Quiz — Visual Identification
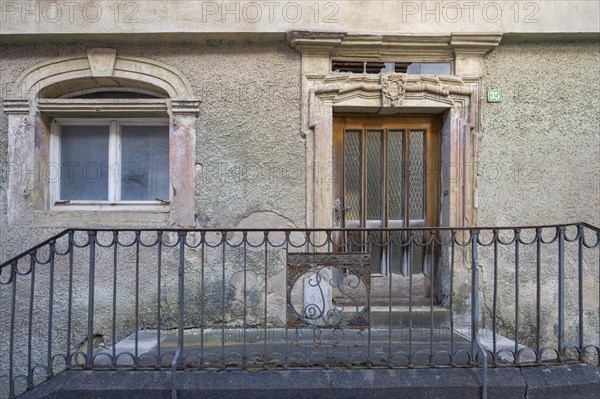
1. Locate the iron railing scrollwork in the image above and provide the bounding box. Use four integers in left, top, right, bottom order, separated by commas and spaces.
0, 223, 598, 399
286, 252, 370, 350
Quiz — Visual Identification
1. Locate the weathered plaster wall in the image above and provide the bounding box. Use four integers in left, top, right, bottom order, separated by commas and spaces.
1, 38, 598, 390
0, 39, 305, 262
478, 39, 600, 349
0, 45, 66, 261
479, 39, 600, 227
0, 40, 303, 392
186, 40, 304, 228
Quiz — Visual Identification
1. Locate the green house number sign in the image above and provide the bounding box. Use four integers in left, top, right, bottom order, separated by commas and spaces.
487, 88, 503, 103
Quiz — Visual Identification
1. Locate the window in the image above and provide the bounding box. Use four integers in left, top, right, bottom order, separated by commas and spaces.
332, 61, 452, 75
4, 49, 199, 226
50, 119, 170, 205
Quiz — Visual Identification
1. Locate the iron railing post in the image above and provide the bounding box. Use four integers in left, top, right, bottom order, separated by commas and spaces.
597, 228, 600, 366
8, 262, 17, 399
47, 240, 56, 377
112, 231, 118, 368
449, 230, 456, 360
471, 230, 478, 361
514, 229, 520, 364
134, 231, 141, 366
577, 224, 584, 360
156, 231, 163, 365
557, 226, 565, 360
408, 230, 414, 367
535, 227, 542, 362
85, 231, 97, 369
26, 252, 36, 387
171, 231, 187, 399
221, 231, 227, 368
263, 231, 269, 368
492, 229, 499, 363
200, 231, 206, 368
242, 231, 248, 369
66, 231, 74, 369
471, 229, 488, 399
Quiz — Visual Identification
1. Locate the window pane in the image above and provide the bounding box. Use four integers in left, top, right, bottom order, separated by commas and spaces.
121, 125, 169, 201
407, 62, 452, 75
408, 130, 424, 221
420, 62, 452, 75
387, 130, 404, 220
332, 61, 452, 75
366, 130, 382, 221
60, 125, 109, 201
406, 63, 422, 74
344, 130, 361, 222
70, 91, 161, 99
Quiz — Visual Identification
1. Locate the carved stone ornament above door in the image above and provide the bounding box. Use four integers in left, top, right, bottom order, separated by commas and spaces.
381, 74, 407, 107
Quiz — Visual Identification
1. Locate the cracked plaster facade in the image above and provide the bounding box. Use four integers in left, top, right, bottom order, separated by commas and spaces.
0, 1, 598, 386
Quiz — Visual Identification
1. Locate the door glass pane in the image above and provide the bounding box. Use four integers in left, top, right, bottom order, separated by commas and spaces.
387, 130, 404, 220
366, 130, 382, 221
121, 125, 170, 201
408, 130, 424, 221
339, 121, 432, 278
60, 125, 109, 201
344, 130, 361, 222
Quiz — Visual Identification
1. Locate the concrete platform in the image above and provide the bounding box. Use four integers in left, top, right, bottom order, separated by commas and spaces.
92, 326, 474, 368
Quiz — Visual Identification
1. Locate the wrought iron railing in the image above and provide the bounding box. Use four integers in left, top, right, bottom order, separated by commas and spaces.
0, 224, 598, 399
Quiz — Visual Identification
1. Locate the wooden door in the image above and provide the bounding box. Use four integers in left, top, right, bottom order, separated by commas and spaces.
333, 114, 441, 304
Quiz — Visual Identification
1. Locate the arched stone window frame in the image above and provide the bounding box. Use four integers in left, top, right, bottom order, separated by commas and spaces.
2, 48, 200, 227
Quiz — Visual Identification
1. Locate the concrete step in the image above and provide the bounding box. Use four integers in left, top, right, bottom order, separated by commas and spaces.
338, 305, 451, 328
18, 364, 600, 399
369, 305, 451, 328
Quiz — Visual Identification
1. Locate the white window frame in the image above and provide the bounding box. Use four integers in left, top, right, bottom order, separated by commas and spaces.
49, 117, 171, 211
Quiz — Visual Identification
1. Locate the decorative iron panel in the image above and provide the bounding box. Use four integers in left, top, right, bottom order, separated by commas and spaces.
286, 252, 370, 329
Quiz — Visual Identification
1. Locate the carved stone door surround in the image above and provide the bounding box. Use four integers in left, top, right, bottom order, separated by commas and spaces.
286, 31, 502, 230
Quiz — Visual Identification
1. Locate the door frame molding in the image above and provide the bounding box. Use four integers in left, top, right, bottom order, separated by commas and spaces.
287, 31, 502, 231
305, 73, 478, 231
287, 30, 501, 306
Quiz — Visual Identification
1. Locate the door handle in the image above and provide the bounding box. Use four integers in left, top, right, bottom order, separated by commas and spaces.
333, 198, 351, 228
